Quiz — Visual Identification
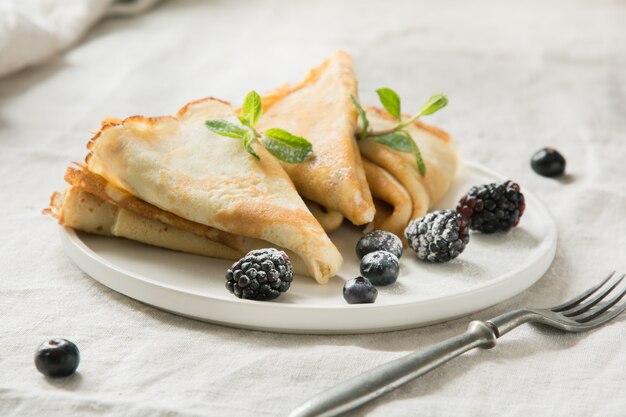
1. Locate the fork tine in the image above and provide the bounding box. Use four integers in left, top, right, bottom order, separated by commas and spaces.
562, 274, 625, 317
572, 300, 626, 329
574, 286, 626, 323
551, 271, 615, 312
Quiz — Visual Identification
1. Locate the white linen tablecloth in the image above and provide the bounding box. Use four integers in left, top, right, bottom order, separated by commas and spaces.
1, 1, 625, 416
0, 0, 161, 78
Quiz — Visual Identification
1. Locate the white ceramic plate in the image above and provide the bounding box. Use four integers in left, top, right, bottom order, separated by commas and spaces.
60, 161, 557, 334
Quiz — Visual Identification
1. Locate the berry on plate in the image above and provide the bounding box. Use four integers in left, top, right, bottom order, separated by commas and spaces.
356, 230, 403, 259
405, 210, 470, 263
226, 248, 293, 301
360, 250, 400, 286
34, 338, 80, 378
456, 180, 525, 233
343, 277, 378, 304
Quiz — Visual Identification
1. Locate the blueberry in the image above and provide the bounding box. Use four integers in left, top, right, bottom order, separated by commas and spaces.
356, 230, 403, 259
343, 277, 378, 304
360, 250, 400, 286
34, 338, 80, 378
531, 148, 566, 177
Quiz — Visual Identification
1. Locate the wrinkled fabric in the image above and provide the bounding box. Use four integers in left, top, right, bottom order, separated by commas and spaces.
0, 0, 161, 77
1, 0, 625, 416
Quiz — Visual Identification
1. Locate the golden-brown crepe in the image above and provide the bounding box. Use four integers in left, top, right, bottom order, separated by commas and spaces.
78, 97, 342, 283
304, 200, 344, 234
358, 106, 458, 223
256, 51, 375, 226
50, 187, 243, 260
64, 166, 245, 252
61, 166, 318, 274
48, 187, 312, 276
362, 158, 413, 240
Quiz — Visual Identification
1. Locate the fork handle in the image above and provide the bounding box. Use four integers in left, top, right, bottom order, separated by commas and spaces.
288, 321, 498, 417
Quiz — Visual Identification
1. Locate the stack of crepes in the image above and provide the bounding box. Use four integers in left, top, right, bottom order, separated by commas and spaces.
46, 51, 458, 285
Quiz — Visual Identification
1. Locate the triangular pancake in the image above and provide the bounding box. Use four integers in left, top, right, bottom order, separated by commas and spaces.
256, 51, 375, 226
47, 187, 312, 276
359, 106, 458, 221
83, 97, 342, 283
64, 166, 245, 252
60, 167, 315, 276
49, 187, 243, 260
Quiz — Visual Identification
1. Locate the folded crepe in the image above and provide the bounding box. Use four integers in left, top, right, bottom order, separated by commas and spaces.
256, 51, 375, 226
358, 106, 459, 224
50, 97, 342, 284
48, 186, 312, 276
313, 158, 412, 238
304, 200, 344, 234
50, 187, 243, 260
362, 158, 413, 239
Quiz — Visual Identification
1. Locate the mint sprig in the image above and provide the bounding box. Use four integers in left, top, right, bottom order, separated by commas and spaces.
262, 128, 313, 163
369, 131, 413, 152
375, 88, 401, 121
242, 130, 260, 160
241, 90, 263, 127
351, 94, 369, 141
352, 90, 448, 176
205, 120, 249, 139
205, 91, 313, 163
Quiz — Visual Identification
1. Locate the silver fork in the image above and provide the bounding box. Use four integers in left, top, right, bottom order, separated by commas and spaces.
288, 271, 626, 417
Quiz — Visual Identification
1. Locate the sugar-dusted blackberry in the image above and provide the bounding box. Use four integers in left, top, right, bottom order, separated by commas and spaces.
404, 210, 470, 263
457, 180, 525, 233
225, 248, 293, 301
356, 230, 403, 259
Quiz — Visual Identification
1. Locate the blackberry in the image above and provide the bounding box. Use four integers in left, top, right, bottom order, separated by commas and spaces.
457, 180, 525, 233
404, 210, 469, 263
226, 248, 293, 301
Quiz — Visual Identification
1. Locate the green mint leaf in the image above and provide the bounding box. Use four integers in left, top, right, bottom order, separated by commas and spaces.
205, 119, 247, 139
237, 115, 249, 126
368, 130, 425, 175
407, 131, 427, 176
242, 90, 263, 127
418, 93, 448, 117
368, 131, 413, 152
206, 119, 259, 160
350, 94, 369, 140
261, 128, 313, 163
242, 130, 260, 160
376, 87, 402, 121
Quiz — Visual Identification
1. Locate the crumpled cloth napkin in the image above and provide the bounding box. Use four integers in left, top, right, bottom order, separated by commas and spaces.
0, 0, 160, 78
